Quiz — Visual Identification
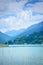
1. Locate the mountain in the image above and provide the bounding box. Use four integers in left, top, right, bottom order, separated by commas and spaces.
20, 21, 43, 36
1, 21, 43, 45
0, 32, 11, 43
14, 31, 43, 44
5, 29, 26, 37
5, 22, 43, 37
13, 21, 43, 44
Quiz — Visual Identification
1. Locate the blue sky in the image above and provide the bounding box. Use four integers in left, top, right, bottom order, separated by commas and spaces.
0, 0, 43, 32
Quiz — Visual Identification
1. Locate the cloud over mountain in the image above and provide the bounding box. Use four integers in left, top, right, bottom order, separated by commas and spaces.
0, 0, 43, 32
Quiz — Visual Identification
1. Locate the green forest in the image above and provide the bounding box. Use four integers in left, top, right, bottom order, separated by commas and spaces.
5, 31, 43, 45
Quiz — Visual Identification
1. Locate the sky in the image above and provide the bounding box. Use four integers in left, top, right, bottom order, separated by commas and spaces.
0, 0, 43, 32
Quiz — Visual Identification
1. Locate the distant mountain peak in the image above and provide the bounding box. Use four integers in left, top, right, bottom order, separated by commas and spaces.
0, 32, 11, 43
0, 31, 2, 33
5, 28, 26, 37
19, 21, 43, 36
39, 21, 43, 24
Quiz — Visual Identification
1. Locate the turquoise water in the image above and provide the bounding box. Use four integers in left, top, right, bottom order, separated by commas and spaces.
0, 45, 43, 65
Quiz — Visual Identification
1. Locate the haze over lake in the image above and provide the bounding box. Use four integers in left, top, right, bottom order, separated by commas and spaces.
0, 45, 43, 65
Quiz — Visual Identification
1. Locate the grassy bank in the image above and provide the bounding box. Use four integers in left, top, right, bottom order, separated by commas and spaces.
0, 44, 8, 47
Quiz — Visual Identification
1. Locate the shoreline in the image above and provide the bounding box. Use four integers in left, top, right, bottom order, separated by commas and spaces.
0, 44, 8, 47
0, 44, 43, 47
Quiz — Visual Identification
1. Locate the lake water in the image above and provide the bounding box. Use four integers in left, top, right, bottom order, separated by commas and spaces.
0, 45, 43, 65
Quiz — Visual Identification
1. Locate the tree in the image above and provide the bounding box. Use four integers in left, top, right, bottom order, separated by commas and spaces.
8, 40, 13, 45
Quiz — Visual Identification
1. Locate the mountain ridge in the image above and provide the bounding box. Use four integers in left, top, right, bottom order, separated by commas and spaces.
20, 21, 43, 36
5, 28, 26, 37
0, 32, 11, 43
0, 21, 43, 44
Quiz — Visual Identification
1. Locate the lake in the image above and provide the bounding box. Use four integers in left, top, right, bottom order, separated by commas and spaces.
0, 45, 43, 65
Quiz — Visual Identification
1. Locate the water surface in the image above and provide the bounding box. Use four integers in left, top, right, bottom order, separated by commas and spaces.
0, 45, 43, 65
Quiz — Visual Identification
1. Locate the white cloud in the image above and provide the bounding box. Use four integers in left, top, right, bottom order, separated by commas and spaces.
0, 10, 43, 32
0, 0, 43, 15
0, 28, 7, 33
0, 10, 31, 32
0, 0, 27, 14
17, 10, 32, 22
32, 2, 43, 13
31, 14, 43, 21
26, 2, 43, 14
0, 0, 43, 33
